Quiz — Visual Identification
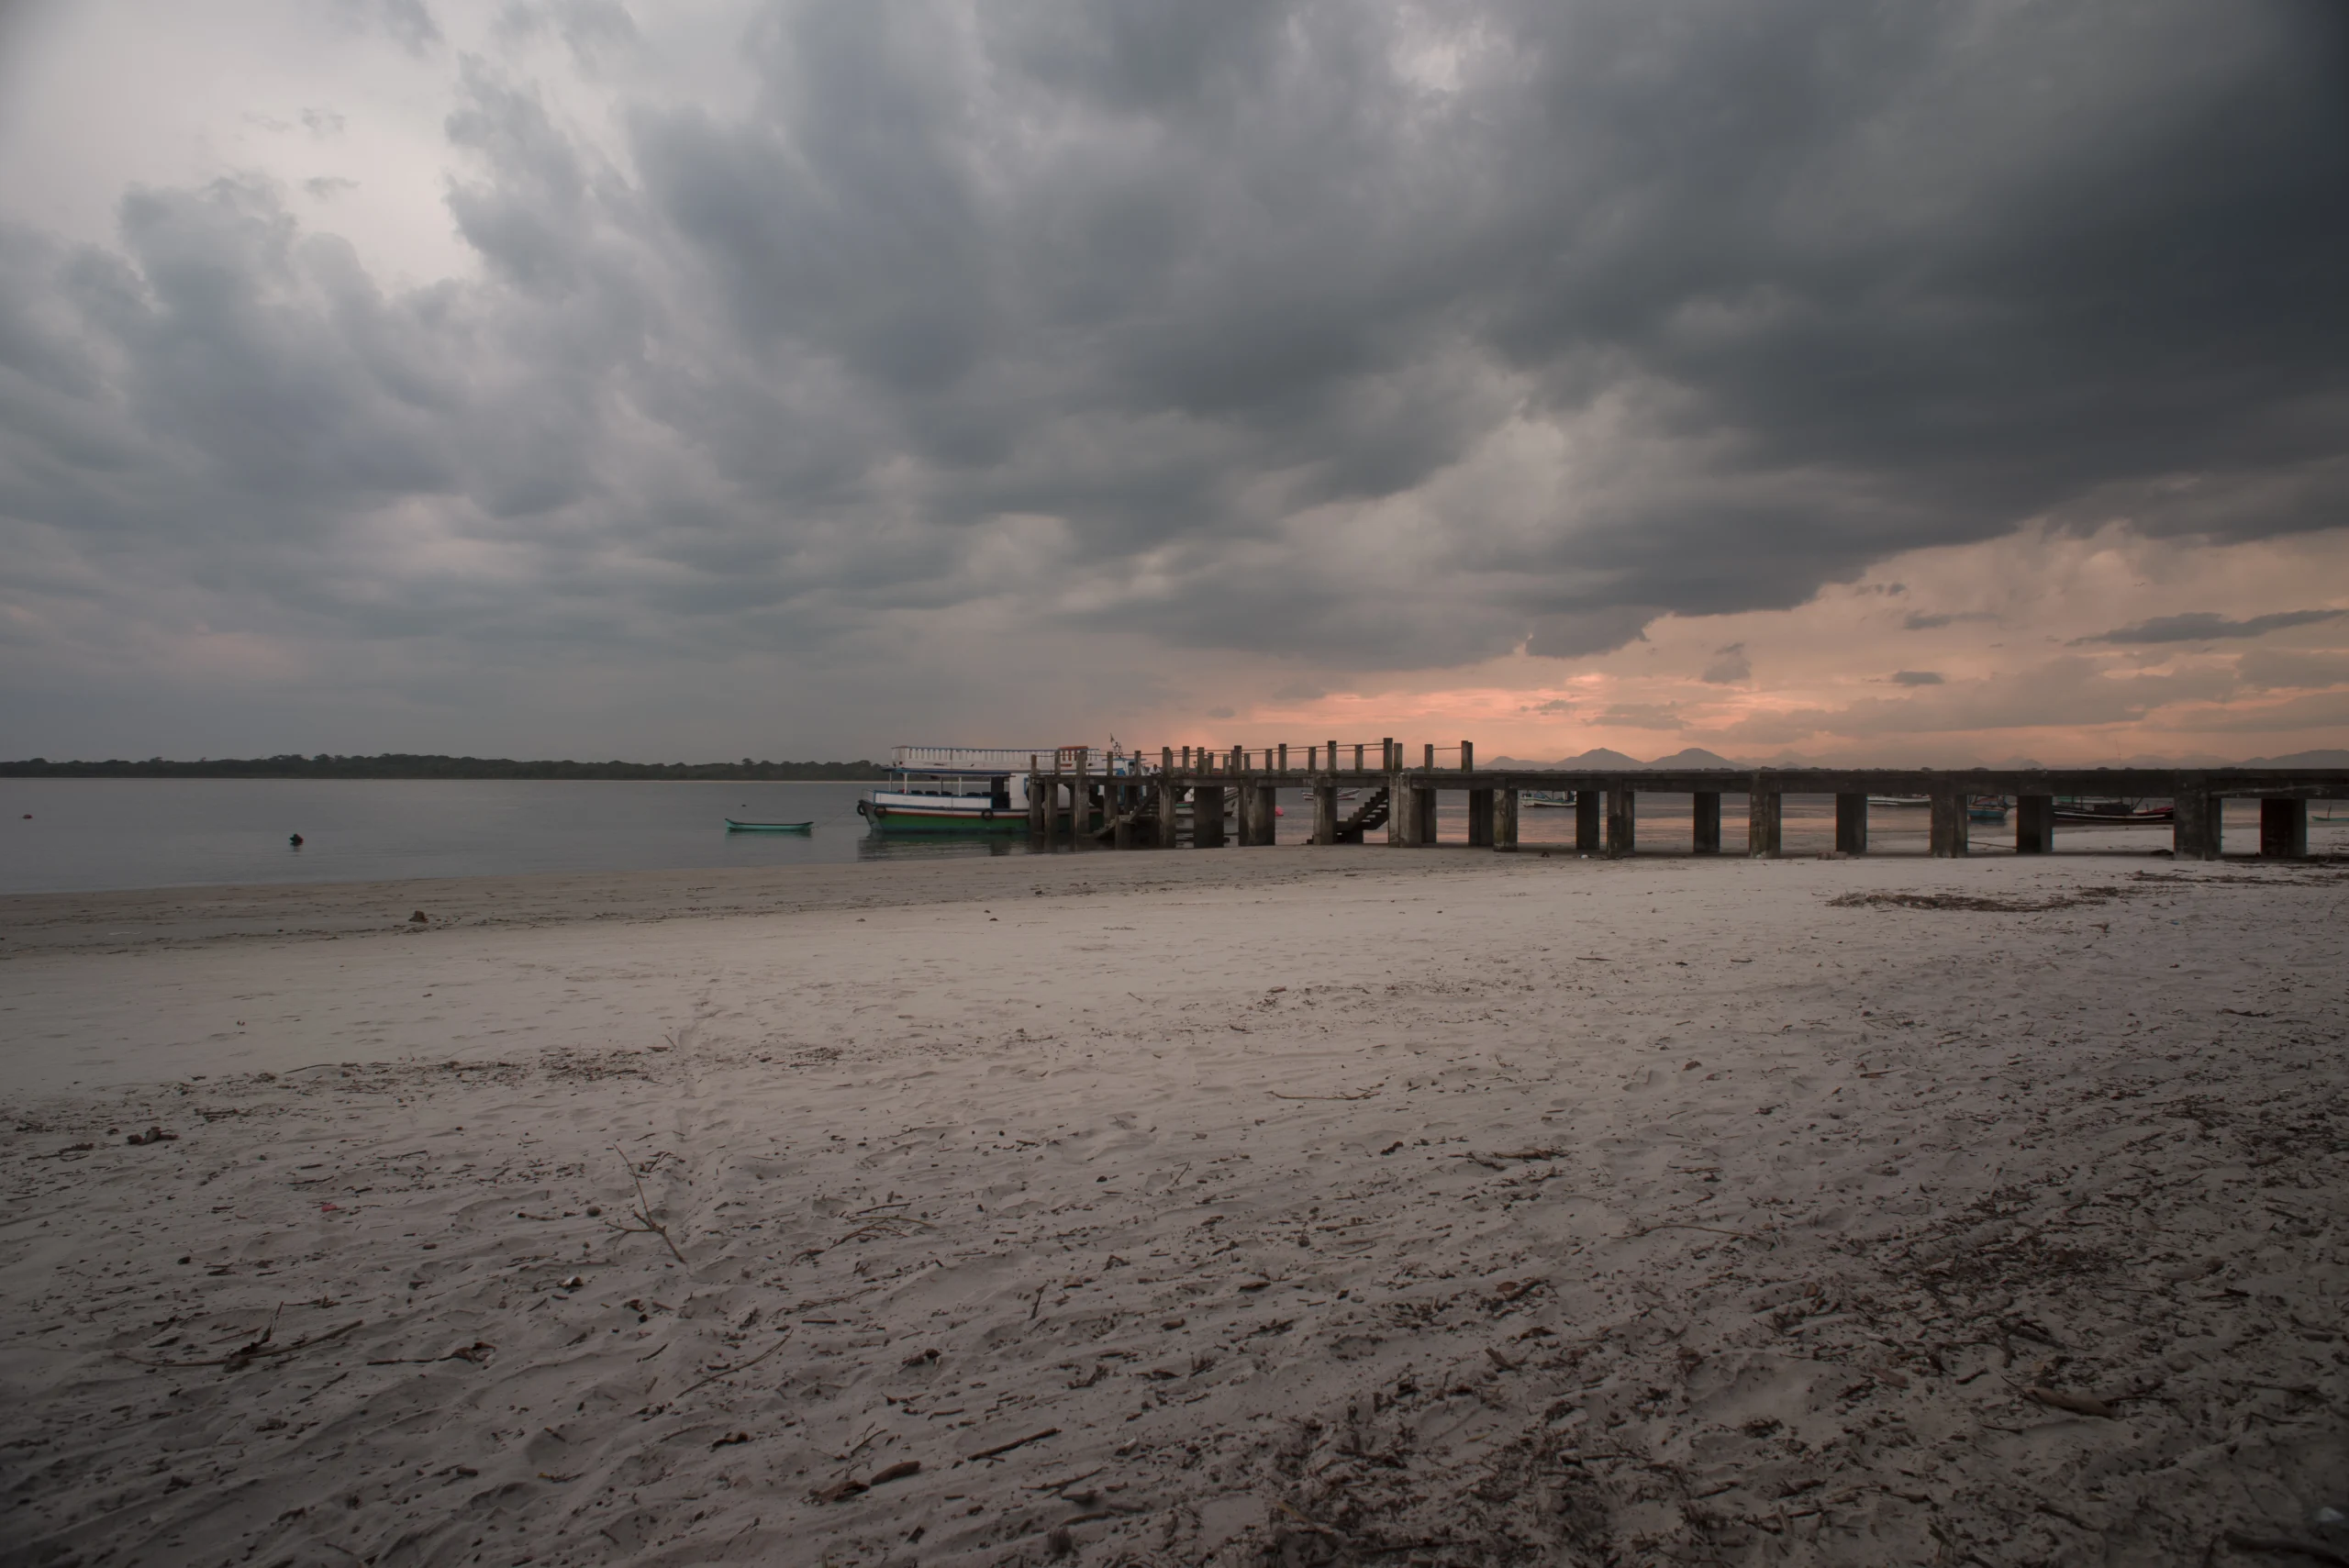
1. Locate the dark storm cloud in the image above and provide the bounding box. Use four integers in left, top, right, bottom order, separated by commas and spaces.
5, 0, 2348, 734
2078, 608, 2346, 645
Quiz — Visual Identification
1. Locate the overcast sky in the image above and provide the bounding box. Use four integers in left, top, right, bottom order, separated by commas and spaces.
3, 0, 2345, 764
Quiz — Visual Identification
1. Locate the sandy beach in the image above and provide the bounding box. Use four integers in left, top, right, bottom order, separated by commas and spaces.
4, 846, 2345, 1565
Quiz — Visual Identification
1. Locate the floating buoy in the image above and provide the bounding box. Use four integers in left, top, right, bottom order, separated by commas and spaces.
289, 832, 304, 847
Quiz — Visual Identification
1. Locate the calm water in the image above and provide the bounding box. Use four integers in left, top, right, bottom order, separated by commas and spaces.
1, 780, 2271, 895
0, 778, 1012, 895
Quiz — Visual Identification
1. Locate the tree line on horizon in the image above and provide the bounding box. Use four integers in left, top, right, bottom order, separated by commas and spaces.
0, 754, 886, 781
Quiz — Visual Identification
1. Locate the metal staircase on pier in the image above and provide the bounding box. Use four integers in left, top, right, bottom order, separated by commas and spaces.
1334, 788, 1389, 843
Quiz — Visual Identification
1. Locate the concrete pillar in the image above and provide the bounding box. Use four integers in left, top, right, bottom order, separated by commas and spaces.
1028, 771, 1047, 840
1605, 784, 1635, 859
1575, 789, 1602, 854
1748, 783, 1782, 859
1252, 780, 1278, 845
1834, 793, 1869, 855
1112, 784, 1133, 850
2173, 788, 2219, 861
2016, 795, 2054, 854
2261, 798, 2306, 859
1194, 784, 1226, 848
1312, 780, 1338, 845
1157, 776, 1181, 849
1693, 792, 1721, 855
1399, 781, 1428, 846
1496, 788, 1519, 851
1466, 788, 1494, 847
1386, 756, 1407, 846
1930, 786, 1970, 858
1071, 749, 1090, 842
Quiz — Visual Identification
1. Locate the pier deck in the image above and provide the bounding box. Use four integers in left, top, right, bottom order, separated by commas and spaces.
1022, 742, 2348, 860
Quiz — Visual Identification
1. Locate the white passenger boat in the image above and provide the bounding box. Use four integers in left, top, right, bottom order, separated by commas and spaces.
856, 745, 1153, 833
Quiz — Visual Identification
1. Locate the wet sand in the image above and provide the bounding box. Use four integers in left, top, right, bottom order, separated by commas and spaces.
3, 848, 2344, 1564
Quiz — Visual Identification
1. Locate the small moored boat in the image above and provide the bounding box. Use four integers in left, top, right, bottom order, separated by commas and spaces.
2052, 798, 2173, 825
725, 818, 813, 832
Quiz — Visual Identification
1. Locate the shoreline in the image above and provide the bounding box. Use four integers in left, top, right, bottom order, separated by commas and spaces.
6, 827, 2329, 957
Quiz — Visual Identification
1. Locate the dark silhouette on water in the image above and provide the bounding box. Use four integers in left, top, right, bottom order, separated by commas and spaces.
288, 833, 303, 847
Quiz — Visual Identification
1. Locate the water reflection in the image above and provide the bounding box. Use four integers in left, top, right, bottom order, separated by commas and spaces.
855, 831, 1034, 862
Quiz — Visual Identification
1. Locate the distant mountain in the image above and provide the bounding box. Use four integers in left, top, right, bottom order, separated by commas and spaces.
1487, 748, 1639, 770
1487, 747, 1745, 770
2238, 749, 2349, 768
1642, 747, 1743, 770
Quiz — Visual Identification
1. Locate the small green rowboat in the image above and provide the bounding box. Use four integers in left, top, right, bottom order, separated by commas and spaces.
724, 818, 813, 832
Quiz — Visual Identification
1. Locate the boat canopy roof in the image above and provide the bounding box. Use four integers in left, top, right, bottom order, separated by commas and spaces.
890, 745, 1155, 776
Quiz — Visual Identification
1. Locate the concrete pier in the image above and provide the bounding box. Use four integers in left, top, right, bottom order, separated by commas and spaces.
1019, 751, 2346, 858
